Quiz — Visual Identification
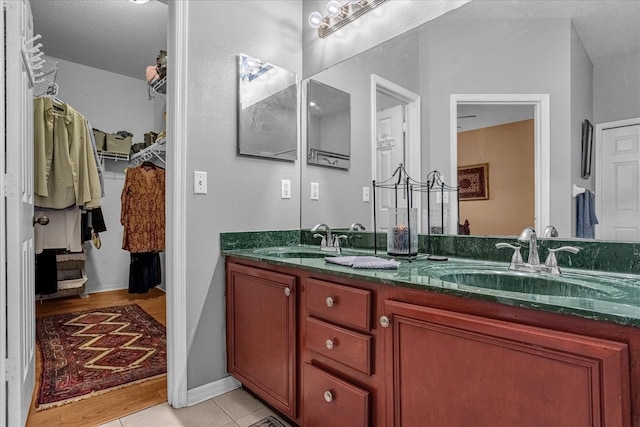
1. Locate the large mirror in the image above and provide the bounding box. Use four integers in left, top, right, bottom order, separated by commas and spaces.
238, 53, 298, 161
301, 0, 640, 241
307, 79, 351, 169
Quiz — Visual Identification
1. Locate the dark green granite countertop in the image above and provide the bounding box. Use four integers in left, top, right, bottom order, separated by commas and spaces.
222, 244, 640, 329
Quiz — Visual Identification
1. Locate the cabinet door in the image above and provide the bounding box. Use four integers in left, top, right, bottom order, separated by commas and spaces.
226, 263, 297, 418
382, 300, 630, 427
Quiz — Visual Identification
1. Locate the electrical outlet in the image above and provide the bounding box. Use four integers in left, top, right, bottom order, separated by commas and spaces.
281, 179, 291, 199
310, 182, 320, 200
193, 171, 207, 194
362, 186, 370, 202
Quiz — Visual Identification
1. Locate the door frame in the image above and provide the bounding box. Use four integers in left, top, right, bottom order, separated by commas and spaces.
449, 94, 551, 234
166, 0, 188, 408
370, 74, 421, 230
0, 0, 7, 421
594, 116, 640, 239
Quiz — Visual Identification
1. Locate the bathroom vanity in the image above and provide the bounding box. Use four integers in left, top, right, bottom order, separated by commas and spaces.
224, 243, 640, 427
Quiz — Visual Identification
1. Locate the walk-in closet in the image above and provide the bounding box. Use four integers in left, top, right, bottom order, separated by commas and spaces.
25, 1, 170, 425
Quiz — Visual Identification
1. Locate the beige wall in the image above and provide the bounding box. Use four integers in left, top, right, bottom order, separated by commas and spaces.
458, 120, 534, 236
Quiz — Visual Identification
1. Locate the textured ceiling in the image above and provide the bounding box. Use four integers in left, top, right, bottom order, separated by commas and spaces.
30, 0, 168, 81
29, 0, 639, 81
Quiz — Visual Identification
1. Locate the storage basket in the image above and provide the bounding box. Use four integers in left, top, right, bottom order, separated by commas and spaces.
93, 129, 106, 152
106, 133, 133, 155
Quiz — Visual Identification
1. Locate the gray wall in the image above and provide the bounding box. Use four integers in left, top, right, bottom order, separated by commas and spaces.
184, 1, 302, 389
594, 52, 640, 124
48, 56, 162, 293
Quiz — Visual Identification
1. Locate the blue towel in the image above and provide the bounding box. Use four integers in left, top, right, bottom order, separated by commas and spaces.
325, 256, 400, 270
576, 189, 598, 238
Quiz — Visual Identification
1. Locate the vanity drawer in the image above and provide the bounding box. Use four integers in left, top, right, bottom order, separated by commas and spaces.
306, 317, 372, 375
303, 363, 370, 427
305, 278, 371, 330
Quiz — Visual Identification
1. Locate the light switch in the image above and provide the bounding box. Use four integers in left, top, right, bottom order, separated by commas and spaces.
194, 171, 207, 194
281, 179, 291, 199
363, 186, 370, 202
310, 182, 320, 200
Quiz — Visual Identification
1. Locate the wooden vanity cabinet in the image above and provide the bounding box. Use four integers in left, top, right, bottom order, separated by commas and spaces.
381, 286, 635, 427
226, 261, 298, 419
301, 276, 385, 427
226, 258, 637, 426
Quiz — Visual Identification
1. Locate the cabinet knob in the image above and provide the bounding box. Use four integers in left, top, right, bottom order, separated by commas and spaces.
379, 315, 390, 328
325, 296, 335, 307
284, 287, 291, 297
324, 390, 333, 403
325, 339, 334, 350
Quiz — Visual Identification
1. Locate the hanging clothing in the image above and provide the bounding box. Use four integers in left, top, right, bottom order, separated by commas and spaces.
81, 208, 107, 242
33, 97, 102, 209
34, 205, 82, 254
35, 250, 58, 295
121, 164, 166, 253
128, 252, 162, 294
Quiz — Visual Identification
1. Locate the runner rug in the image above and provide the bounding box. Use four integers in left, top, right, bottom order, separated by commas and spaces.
35, 303, 166, 410
249, 416, 287, 427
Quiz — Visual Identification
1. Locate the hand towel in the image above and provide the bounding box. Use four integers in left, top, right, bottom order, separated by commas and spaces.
576, 189, 598, 238
325, 256, 400, 270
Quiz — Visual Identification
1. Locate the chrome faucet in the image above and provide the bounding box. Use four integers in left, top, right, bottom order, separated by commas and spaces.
518, 226, 539, 266
496, 226, 580, 275
349, 223, 366, 231
311, 223, 337, 252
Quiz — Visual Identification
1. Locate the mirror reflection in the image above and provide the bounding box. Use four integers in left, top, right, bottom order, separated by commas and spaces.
238, 53, 298, 161
307, 79, 351, 169
301, 1, 640, 241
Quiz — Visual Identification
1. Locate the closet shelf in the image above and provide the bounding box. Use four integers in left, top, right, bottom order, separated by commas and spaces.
98, 151, 130, 162
130, 136, 166, 166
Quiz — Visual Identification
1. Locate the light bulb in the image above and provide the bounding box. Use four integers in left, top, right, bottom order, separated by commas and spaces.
326, 0, 342, 17
308, 11, 324, 29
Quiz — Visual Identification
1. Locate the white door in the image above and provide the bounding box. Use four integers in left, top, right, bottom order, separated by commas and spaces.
5, 0, 36, 425
597, 123, 640, 240
375, 104, 405, 231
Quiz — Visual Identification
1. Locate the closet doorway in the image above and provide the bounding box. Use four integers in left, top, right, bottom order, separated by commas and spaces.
26, 1, 173, 425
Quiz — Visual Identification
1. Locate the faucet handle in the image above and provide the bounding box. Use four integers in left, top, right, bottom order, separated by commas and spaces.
335, 235, 349, 247
313, 233, 327, 247
544, 246, 580, 267
495, 242, 523, 266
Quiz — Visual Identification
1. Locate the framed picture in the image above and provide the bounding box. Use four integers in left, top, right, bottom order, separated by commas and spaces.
581, 119, 594, 178
458, 163, 489, 200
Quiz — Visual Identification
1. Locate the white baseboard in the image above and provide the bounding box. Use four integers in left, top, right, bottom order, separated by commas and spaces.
186, 375, 241, 407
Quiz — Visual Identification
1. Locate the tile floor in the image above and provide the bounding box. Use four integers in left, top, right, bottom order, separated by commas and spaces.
98, 388, 292, 427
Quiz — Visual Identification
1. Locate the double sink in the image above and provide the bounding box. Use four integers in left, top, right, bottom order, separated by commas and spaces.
252, 246, 639, 303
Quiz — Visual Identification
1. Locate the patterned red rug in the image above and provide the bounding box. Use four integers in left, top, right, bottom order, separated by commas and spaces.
35, 304, 166, 410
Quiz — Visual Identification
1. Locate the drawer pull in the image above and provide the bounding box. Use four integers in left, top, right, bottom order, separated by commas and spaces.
326, 296, 335, 307
325, 339, 335, 350
379, 315, 390, 328
284, 287, 291, 297
324, 390, 333, 403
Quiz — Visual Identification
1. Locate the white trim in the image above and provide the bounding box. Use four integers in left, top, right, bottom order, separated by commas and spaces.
187, 376, 241, 407
0, 0, 7, 421
166, 0, 189, 408
450, 94, 550, 234
594, 117, 640, 239
371, 74, 421, 229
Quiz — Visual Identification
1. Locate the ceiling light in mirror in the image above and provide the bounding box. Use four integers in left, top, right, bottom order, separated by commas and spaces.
129, 0, 150, 4
309, 0, 390, 39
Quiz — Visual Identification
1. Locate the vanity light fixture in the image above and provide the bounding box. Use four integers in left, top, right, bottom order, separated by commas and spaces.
129, 0, 150, 4
308, 0, 390, 39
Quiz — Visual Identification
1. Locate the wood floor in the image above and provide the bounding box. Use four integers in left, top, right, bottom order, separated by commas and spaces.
26, 288, 168, 427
